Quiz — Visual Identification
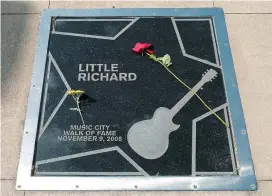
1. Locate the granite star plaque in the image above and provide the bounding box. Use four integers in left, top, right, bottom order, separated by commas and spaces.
16, 8, 256, 191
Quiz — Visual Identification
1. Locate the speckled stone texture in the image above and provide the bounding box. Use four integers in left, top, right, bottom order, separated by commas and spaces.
35, 17, 233, 176
1, 1, 272, 195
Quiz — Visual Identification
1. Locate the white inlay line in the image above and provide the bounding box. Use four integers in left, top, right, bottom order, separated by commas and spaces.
171, 17, 221, 69
38, 93, 68, 139
191, 103, 229, 176
36, 146, 149, 176
115, 147, 149, 176
223, 106, 237, 174
48, 52, 71, 90
38, 52, 71, 139
39, 55, 52, 129
209, 19, 220, 66
52, 17, 139, 40
174, 18, 210, 21
195, 171, 235, 176
52, 32, 117, 40
36, 172, 143, 176
56, 18, 136, 22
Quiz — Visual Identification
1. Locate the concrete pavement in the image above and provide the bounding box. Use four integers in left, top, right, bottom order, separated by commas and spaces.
1, 1, 272, 195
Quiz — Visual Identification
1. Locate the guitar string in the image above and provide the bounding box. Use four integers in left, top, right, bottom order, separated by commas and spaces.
145, 52, 229, 127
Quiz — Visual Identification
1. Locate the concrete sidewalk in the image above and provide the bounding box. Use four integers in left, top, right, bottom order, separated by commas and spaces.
1, 1, 272, 195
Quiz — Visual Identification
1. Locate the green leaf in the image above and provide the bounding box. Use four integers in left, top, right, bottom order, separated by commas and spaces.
157, 54, 172, 67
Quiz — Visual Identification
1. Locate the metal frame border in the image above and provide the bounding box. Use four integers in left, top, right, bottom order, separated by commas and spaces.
16, 8, 256, 191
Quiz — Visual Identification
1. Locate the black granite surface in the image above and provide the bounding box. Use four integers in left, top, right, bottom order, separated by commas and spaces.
55, 20, 131, 37
196, 110, 233, 172
37, 151, 138, 173
176, 20, 217, 64
34, 17, 235, 176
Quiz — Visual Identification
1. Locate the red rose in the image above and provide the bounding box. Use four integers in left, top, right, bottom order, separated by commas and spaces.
132, 42, 154, 54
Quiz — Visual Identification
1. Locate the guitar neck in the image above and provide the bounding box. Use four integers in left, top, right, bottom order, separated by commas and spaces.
170, 79, 207, 116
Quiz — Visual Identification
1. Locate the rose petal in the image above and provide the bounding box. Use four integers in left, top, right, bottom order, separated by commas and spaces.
146, 49, 154, 54
142, 43, 152, 48
134, 43, 144, 49
132, 42, 153, 54
132, 47, 143, 53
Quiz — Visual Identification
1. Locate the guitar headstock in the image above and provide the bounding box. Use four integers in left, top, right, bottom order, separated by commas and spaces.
202, 69, 218, 83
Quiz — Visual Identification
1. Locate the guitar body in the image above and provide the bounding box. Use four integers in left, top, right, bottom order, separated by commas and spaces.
127, 107, 180, 159
127, 69, 218, 159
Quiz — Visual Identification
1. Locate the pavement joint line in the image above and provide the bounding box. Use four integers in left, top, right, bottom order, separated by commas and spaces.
1, 9, 271, 190
1, 178, 15, 180
257, 179, 272, 182
227, 12, 272, 14
1, 12, 272, 16
1, 13, 41, 15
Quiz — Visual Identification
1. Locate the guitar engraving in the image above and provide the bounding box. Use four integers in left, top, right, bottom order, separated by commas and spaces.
127, 69, 218, 159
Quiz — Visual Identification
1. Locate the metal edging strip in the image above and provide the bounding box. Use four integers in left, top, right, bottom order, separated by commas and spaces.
16, 8, 256, 191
